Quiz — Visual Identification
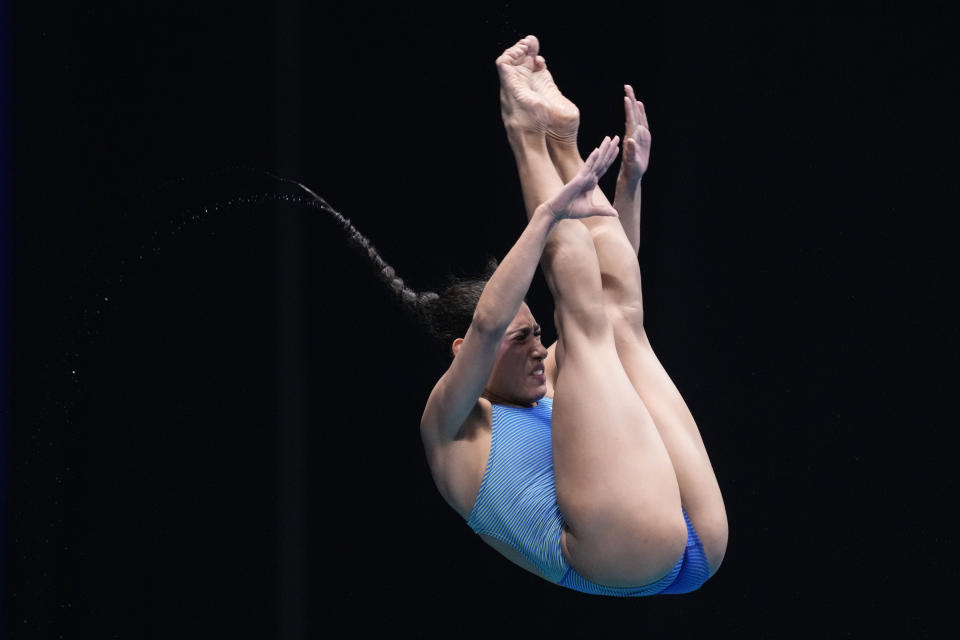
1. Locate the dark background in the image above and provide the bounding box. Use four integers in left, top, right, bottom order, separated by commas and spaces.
6, 1, 957, 638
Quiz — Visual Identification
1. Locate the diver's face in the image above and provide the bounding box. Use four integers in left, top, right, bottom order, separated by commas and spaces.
485, 304, 548, 406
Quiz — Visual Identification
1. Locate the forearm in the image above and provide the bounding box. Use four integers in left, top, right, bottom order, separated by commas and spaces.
612, 176, 642, 251
473, 207, 556, 333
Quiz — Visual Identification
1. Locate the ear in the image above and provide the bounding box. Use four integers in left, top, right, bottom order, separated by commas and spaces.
451, 338, 464, 357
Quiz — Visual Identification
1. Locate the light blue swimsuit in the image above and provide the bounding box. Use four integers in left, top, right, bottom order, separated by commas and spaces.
466, 397, 711, 596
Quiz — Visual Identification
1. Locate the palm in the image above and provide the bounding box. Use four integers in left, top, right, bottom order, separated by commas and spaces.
546, 136, 620, 220
618, 85, 651, 183
623, 128, 651, 178
563, 187, 603, 218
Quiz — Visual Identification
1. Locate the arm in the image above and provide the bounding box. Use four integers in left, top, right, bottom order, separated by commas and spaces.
420, 137, 621, 444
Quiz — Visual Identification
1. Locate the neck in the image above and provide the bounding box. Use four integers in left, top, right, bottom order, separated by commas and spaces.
482, 389, 536, 408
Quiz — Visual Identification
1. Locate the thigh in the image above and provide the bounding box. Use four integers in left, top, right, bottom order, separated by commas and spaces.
549, 335, 686, 587
610, 327, 728, 573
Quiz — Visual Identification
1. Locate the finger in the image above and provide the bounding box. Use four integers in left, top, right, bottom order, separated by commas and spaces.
624, 84, 637, 105
582, 144, 601, 173
598, 148, 617, 177
596, 137, 619, 176
586, 204, 619, 219
603, 135, 620, 169
600, 137, 617, 172
625, 85, 641, 126
610, 134, 621, 159
607, 137, 621, 169
624, 85, 637, 132
594, 137, 613, 173
636, 99, 649, 131
592, 136, 611, 167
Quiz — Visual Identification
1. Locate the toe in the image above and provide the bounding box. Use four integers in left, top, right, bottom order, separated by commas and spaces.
524, 34, 540, 56
497, 41, 527, 66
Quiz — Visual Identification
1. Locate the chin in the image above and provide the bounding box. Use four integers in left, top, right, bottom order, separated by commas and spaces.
529, 385, 547, 403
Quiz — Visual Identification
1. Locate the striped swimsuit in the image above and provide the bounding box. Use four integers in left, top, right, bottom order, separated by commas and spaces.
465, 396, 711, 596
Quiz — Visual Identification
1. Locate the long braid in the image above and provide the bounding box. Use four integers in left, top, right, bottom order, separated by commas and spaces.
282, 179, 493, 354
339, 218, 440, 309
287, 180, 439, 314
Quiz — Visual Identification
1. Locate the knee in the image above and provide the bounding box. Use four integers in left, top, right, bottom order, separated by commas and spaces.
544, 221, 598, 268
607, 301, 645, 338
619, 511, 689, 583
544, 233, 611, 339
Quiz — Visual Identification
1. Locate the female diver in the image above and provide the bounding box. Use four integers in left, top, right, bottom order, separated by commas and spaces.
342, 35, 728, 596
418, 36, 728, 596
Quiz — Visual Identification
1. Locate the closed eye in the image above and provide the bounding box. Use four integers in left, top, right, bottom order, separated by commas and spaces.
513, 326, 542, 341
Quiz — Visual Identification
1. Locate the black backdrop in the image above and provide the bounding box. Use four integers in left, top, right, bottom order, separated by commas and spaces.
7, 1, 957, 638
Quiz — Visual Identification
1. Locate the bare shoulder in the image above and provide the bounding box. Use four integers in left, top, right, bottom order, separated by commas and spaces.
420, 397, 494, 519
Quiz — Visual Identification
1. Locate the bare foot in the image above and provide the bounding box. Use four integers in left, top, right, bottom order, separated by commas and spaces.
495, 35, 580, 144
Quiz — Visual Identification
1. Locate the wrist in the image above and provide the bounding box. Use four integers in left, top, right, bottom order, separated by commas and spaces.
616, 174, 643, 202
532, 203, 561, 228
616, 172, 643, 190
613, 175, 641, 209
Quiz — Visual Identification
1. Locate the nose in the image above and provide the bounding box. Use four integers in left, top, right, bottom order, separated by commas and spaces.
532, 340, 548, 360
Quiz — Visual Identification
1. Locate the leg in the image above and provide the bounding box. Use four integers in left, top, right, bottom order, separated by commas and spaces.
548, 84, 649, 254
547, 91, 729, 575
497, 37, 686, 587
542, 223, 687, 587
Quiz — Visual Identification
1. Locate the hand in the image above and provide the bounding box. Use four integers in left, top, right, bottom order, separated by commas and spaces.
617, 85, 651, 185
542, 136, 620, 220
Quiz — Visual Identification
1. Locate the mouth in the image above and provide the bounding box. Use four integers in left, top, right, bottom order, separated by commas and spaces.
530, 366, 545, 380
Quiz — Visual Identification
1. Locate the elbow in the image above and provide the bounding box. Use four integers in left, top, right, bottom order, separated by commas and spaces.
470, 308, 508, 337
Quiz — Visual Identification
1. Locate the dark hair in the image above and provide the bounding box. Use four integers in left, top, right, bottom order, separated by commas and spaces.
416, 259, 499, 351
316, 195, 496, 355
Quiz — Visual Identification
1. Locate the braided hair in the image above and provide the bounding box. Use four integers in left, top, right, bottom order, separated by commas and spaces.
307, 188, 495, 356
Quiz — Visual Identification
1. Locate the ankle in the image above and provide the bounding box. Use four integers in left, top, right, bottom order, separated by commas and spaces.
546, 132, 580, 153
506, 127, 549, 155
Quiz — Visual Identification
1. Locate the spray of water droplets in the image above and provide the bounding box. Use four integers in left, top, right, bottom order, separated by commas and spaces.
57, 167, 434, 415
58, 170, 339, 403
